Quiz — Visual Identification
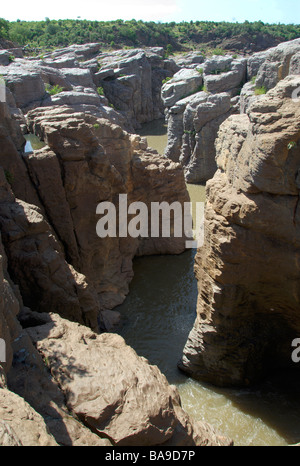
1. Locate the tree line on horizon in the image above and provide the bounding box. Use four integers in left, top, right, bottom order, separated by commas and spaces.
0, 17, 299, 51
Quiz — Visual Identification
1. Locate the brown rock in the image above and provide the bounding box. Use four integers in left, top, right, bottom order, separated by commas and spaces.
25, 106, 190, 311
179, 75, 300, 387
26, 312, 232, 446
0, 168, 100, 331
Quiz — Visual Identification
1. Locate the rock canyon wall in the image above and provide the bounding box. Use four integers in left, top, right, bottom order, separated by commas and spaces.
179, 75, 300, 387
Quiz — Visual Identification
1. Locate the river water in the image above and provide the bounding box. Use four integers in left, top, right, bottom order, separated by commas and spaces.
116, 119, 300, 446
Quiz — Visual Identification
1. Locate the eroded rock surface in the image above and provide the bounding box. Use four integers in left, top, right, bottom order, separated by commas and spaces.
25, 105, 189, 311
162, 55, 244, 183
179, 76, 300, 387
26, 312, 232, 446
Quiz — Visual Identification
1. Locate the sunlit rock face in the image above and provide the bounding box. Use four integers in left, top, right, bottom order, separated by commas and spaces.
179, 76, 300, 387
161, 56, 246, 184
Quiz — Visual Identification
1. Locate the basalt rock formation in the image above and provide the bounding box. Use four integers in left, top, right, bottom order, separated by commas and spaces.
178, 75, 300, 387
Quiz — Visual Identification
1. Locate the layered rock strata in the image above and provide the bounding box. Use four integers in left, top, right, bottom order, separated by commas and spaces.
24, 105, 189, 311
178, 76, 300, 387
0, 45, 178, 132
162, 39, 300, 184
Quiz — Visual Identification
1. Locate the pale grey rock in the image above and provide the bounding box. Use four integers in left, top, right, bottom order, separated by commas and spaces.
50, 87, 101, 106
60, 67, 95, 89
0, 65, 47, 112
174, 52, 205, 68
239, 81, 258, 113
95, 48, 174, 128
164, 89, 234, 183
182, 93, 233, 183
202, 55, 232, 75
203, 59, 247, 95
161, 68, 203, 108
43, 56, 79, 69
0, 51, 10, 66
42, 43, 101, 62
255, 38, 300, 90
290, 51, 300, 75
247, 49, 272, 80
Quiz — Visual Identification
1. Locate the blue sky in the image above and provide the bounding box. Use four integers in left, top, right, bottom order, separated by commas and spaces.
2, 0, 300, 24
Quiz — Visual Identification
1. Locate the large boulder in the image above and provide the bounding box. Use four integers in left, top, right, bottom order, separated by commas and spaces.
161, 68, 203, 108
0, 65, 47, 113
178, 75, 300, 387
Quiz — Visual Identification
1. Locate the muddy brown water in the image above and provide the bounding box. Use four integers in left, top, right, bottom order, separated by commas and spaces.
116, 119, 300, 446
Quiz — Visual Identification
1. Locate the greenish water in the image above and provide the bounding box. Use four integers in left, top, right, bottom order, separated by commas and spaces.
24, 133, 46, 152
115, 120, 300, 446
137, 119, 168, 156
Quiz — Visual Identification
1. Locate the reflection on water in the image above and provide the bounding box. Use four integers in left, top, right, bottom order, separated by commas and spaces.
116, 119, 300, 446
24, 133, 46, 153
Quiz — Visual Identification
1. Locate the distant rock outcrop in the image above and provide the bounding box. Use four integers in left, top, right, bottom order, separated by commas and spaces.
162, 39, 300, 185
0, 92, 232, 446
162, 55, 245, 183
0, 45, 179, 132
178, 75, 300, 387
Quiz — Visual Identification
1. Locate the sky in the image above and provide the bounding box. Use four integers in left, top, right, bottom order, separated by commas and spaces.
1, 0, 300, 24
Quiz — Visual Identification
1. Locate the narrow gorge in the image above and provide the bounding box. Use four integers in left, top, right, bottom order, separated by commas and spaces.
0, 36, 300, 447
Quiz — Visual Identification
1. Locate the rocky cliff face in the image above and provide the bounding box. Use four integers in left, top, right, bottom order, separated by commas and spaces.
0, 187, 231, 446
178, 75, 300, 387
162, 39, 300, 184
162, 56, 246, 183
24, 105, 189, 312
0, 45, 178, 132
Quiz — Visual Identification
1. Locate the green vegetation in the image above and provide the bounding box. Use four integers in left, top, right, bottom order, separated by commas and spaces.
45, 83, 64, 95
97, 86, 104, 95
211, 47, 226, 56
0, 18, 299, 52
254, 85, 267, 95
287, 141, 297, 150
162, 76, 172, 85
